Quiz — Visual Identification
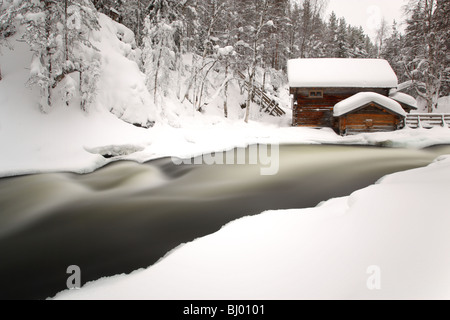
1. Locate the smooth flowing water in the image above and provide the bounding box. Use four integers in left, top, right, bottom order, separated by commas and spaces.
1, 144, 449, 300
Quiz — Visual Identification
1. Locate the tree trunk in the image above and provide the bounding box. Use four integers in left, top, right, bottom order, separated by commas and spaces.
64, 0, 68, 61
136, 1, 141, 47
0, 65, 2, 81
154, 47, 162, 105
176, 53, 182, 100
262, 70, 266, 92
224, 62, 228, 118
245, 80, 252, 123
245, 70, 254, 123
274, 41, 279, 70
80, 71, 85, 111
45, 0, 52, 109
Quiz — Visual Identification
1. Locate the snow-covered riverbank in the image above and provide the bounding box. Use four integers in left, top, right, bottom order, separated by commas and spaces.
53, 153, 450, 300
1, 96, 450, 178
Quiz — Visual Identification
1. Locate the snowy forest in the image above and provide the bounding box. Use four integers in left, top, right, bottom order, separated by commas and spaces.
0, 0, 449, 121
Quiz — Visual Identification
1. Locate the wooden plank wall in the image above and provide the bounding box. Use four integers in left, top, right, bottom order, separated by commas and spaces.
338, 104, 402, 135
292, 88, 390, 128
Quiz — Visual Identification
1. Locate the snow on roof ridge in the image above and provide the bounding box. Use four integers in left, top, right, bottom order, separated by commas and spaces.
389, 92, 418, 109
288, 58, 398, 89
334, 92, 406, 117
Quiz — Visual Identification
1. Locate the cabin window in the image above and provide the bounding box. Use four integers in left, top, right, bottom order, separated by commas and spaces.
309, 90, 323, 98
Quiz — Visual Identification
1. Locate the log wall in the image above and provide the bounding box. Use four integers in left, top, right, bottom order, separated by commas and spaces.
291, 88, 390, 127
337, 104, 403, 135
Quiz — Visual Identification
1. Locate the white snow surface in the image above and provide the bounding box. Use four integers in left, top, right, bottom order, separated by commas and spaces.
389, 92, 418, 109
288, 59, 398, 88
52, 155, 450, 300
334, 92, 407, 117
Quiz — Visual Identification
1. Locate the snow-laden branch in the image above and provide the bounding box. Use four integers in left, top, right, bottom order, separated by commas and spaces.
198, 74, 235, 111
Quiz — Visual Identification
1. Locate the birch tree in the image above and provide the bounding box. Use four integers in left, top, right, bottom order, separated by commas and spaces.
375, 18, 389, 58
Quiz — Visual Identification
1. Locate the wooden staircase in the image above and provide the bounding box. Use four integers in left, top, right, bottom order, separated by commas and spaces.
237, 71, 286, 117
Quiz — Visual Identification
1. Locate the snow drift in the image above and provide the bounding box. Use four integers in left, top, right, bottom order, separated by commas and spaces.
93, 14, 156, 128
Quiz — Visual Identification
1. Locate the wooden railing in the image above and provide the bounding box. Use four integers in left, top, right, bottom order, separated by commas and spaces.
237, 71, 286, 117
405, 114, 450, 129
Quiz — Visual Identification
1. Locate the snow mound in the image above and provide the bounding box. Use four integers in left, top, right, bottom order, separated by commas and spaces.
334, 92, 406, 117
288, 59, 398, 88
85, 144, 145, 158
93, 14, 155, 127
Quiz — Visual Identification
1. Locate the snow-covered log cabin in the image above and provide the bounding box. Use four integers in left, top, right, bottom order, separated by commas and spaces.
288, 59, 417, 135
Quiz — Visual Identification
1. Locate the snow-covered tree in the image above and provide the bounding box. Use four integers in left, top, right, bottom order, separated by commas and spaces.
0, 0, 10, 80
182, 0, 227, 112
1, 0, 390, 125
234, 0, 275, 122
0, 0, 100, 112
116, 0, 147, 47
403, 0, 450, 112
381, 21, 405, 81
142, 0, 180, 108
142, 16, 177, 106
298, 0, 327, 58
336, 18, 350, 58
262, 0, 290, 70
64, 0, 102, 110
0, 0, 16, 47
325, 11, 339, 57
205, 0, 240, 118
347, 26, 369, 58
285, 2, 301, 59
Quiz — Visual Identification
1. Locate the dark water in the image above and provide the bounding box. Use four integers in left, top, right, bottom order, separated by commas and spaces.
0, 144, 449, 300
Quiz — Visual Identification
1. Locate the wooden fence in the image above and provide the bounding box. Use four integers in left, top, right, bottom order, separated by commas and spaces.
405, 114, 450, 129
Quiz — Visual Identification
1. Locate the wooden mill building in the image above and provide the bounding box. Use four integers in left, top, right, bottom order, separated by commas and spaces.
288, 59, 417, 135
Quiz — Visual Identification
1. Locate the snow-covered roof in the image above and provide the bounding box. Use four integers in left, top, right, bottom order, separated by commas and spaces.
334, 92, 406, 117
389, 92, 418, 109
288, 59, 398, 88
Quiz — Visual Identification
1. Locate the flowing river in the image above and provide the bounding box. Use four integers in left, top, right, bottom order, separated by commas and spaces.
1, 144, 450, 300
